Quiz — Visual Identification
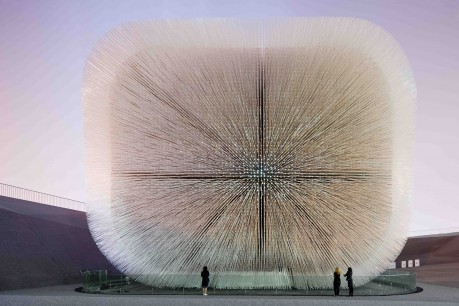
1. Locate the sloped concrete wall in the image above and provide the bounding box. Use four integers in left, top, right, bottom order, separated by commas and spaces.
0, 196, 117, 291
395, 234, 459, 268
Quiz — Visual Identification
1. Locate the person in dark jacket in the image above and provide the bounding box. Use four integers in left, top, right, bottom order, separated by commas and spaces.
333, 267, 341, 296
344, 267, 353, 296
201, 266, 210, 295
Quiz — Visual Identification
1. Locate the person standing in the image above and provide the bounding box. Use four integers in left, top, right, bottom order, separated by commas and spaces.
333, 267, 341, 296
201, 266, 210, 296
344, 267, 353, 297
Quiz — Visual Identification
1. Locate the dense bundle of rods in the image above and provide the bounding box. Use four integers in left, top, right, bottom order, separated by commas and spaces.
83, 18, 415, 289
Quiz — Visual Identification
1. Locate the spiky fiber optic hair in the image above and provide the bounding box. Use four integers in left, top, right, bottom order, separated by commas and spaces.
83, 18, 415, 289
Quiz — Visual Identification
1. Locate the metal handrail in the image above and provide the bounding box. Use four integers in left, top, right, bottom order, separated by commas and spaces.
0, 182, 86, 212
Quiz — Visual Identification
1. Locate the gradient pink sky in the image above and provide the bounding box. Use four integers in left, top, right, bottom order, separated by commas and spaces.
1, 0, 458, 232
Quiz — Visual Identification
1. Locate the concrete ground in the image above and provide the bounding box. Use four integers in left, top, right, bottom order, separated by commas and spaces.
1, 282, 459, 306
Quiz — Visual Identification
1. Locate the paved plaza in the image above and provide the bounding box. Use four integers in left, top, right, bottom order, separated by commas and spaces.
1, 282, 459, 306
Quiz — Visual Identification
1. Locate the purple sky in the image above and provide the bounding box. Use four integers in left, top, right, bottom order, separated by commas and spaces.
1, 0, 458, 232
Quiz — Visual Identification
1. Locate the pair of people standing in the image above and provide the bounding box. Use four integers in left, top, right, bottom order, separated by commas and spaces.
333, 267, 353, 296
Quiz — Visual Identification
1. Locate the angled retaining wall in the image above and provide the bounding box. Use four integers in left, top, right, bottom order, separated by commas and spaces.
0, 196, 117, 291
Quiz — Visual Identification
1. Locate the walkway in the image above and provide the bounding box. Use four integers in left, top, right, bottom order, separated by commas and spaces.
1, 282, 459, 306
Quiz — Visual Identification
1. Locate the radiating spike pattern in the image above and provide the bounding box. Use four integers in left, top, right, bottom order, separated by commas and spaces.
83, 18, 415, 289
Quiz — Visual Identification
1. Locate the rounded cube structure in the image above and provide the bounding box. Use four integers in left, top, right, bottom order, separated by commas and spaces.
83, 18, 415, 289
